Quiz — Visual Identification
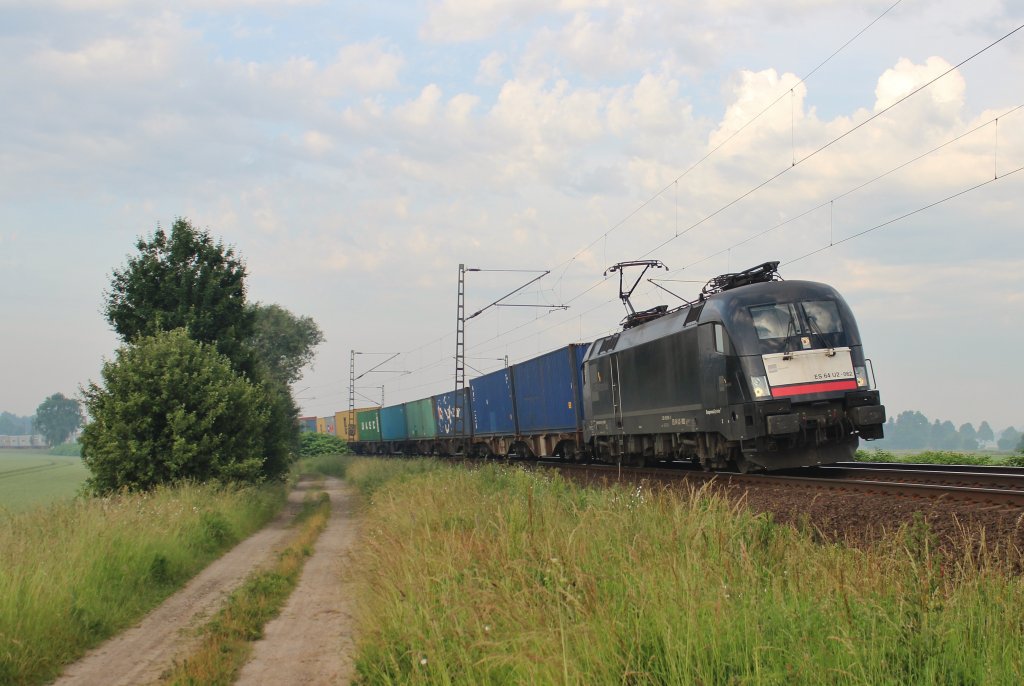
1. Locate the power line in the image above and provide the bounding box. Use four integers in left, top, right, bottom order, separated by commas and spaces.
663, 104, 1023, 276
335, 3, 908, 399
546, 0, 905, 283
640, 23, 1024, 260
785, 165, 1024, 265
327, 15, 1022, 410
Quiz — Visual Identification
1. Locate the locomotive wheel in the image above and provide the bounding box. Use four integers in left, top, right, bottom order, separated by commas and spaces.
731, 455, 752, 474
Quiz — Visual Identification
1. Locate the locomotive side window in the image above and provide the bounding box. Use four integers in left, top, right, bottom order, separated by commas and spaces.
713, 323, 726, 353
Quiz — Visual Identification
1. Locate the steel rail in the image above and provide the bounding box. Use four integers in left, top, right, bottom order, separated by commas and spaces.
814, 466, 1024, 491
833, 461, 1024, 476
538, 461, 1024, 509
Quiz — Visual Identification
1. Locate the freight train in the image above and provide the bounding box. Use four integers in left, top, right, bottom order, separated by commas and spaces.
328, 262, 884, 471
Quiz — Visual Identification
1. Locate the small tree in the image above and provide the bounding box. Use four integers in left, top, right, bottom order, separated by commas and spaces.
33, 393, 83, 446
998, 426, 1021, 452
248, 303, 325, 385
978, 421, 995, 444
80, 329, 270, 493
957, 422, 978, 451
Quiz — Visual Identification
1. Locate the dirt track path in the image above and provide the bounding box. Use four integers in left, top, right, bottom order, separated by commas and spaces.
52, 476, 358, 686
235, 477, 359, 685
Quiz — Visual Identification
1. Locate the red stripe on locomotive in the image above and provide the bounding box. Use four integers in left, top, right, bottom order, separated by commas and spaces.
770, 379, 858, 397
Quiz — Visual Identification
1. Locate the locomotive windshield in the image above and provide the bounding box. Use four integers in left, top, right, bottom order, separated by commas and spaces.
750, 300, 844, 349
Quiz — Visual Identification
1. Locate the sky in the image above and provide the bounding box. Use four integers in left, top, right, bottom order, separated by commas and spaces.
1, 0, 1022, 432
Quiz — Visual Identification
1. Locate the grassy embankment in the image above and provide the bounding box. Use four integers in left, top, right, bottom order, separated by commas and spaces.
344, 457, 1024, 685
856, 448, 1024, 467
163, 490, 331, 685
0, 448, 89, 511
0, 481, 285, 686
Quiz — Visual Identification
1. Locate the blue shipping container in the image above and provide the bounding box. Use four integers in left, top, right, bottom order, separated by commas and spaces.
471, 368, 515, 435
434, 389, 470, 437
380, 404, 408, 441
512, 344, 589, 433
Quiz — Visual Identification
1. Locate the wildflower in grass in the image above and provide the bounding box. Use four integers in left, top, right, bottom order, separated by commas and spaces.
420, 657, 428, 666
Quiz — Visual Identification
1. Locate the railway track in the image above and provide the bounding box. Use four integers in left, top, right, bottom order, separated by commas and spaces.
533, 460, 1024, 509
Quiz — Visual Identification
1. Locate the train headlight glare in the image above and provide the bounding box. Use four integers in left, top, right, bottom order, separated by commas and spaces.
854, 366, 868, 389
750, 375, 771, 398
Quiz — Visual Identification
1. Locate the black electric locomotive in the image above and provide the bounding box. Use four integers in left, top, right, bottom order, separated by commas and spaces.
582, 261, 885, 471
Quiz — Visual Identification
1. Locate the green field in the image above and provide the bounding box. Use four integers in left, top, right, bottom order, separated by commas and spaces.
0, 449, 89, 511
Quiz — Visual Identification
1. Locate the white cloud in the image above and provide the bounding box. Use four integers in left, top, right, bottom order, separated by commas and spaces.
710, 68, 805, 149
3, 0, 323, 9
256, 39, 404, 98
476, 51, 506, 85
421, 0, 601, 42
396, 84, 444, 126
875, 56, 964, 113
302, 130, 333, 155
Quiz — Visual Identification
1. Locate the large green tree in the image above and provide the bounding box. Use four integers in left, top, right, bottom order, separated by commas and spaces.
92, 218, 324, 487
33, 393, 83, 446
104, 218, 254, 369
248, 303, 325, 385
81, 329, 270, 493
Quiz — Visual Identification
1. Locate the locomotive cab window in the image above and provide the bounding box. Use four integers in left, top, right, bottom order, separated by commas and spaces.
801, 300, 843, 335
751, 303, 800, 340
751, 301, 842, 340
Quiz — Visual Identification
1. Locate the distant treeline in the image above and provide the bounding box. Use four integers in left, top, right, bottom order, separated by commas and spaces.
872, 411, 1022, 452
0, 412, 33, 436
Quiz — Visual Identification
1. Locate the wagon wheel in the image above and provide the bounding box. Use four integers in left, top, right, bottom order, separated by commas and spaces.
731, 454, 752, 474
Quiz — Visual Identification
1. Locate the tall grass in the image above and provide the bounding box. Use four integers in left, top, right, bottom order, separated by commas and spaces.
350, 460, 1024, 685
0, 482, 285, 686
296, 453, 350, 479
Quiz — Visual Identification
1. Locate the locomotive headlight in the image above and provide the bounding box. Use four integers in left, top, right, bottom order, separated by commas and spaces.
854, 366, 868, 389
750, 375, 772, 398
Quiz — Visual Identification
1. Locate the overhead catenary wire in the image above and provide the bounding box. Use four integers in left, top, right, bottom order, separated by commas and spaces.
785, 164, 1024, 266
545, 0, 906, 286
326, 12, 1022, 412
662, 104, 1024, 276
371, 3, 916, 394
640, 22, 1024, 261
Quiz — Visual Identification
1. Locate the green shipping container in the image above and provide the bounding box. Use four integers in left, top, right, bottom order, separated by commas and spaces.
357, 408, 381, 442
406, 398, 437, 439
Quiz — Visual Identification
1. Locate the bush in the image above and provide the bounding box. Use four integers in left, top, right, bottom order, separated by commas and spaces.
298, 432, 349, 457
49, 442, 82, 457
855, 448, 995, 466
80, 329, 272, 493
1006, 449, 1024, 468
